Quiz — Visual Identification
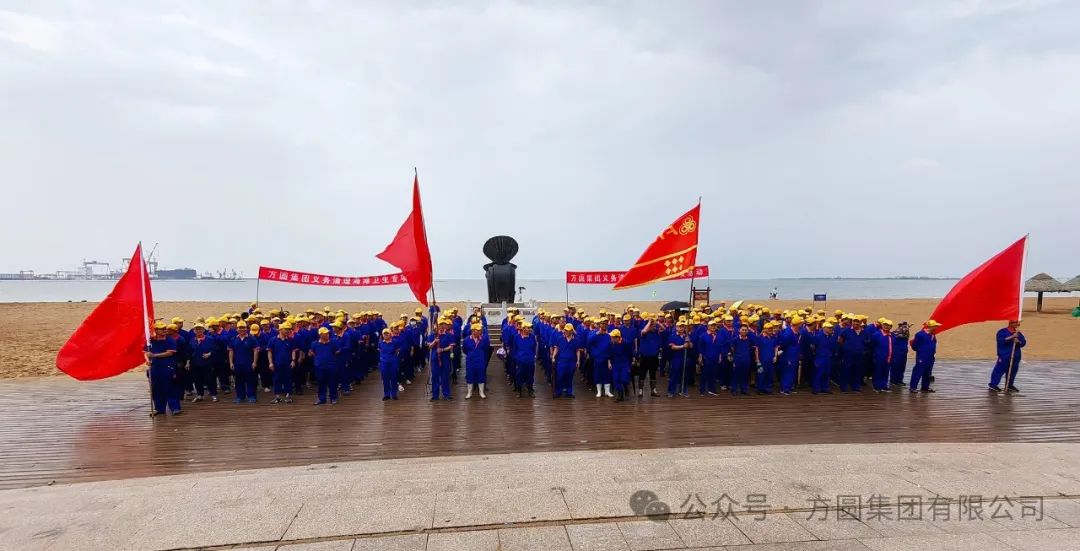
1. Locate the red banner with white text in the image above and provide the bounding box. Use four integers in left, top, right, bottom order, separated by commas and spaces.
258, 266, 407, 287
567, 265, 709, 285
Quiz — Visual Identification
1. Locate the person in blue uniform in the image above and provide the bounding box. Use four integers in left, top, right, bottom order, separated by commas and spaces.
431, 319, 455, 401
909, 320, 940, 393
292, 317, 313, 395
394, 315, 413, 386
377, 328, 400, 400
536, 315, 554, 383
777, 317, 804, 395
637, 316, 662, 397
617, 311, 639, 388
837, 318, 866, 392
890, 321, 911, 387
990, 320, 1026, 392
309, 326, 339, 404
229, 323, 260, 403
799, 317, 817, 389
331, 321, 354, 395
268, 322, 297, 403
166, 323, 192, 401
811, 321, 838, 394
450, 309, 464, 383
188, 322, 218, 402
587, 323, 613, 398
871, 319, 896, 392
147, 322, 181, 415
255, 320, 273, 394
755, 322, 779, 394
696, 320, 724, 396
667, 321, 693, 397
609, 329, 633, 402
390, 322, 409, 394
208, 319, 231, 394
502, 316, 519, 383
514, 322, 538, 397
463, 323, 489, 399
730, 325, 756, 395
551, 323, 581, 398
717, 316, 736, 390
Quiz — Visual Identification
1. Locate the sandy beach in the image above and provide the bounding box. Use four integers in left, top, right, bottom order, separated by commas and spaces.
2, 297, 1076, 379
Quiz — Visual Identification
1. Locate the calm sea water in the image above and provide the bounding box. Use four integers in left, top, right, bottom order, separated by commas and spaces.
0, 278, 975, 304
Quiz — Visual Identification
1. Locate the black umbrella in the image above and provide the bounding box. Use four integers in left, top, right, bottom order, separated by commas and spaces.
661, 301, 689, 311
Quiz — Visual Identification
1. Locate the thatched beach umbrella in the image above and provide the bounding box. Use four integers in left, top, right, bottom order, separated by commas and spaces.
1063, 275, 1080, 307
1025, 273, 1068, 312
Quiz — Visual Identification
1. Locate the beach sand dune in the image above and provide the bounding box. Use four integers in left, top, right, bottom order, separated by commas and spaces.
1, 297, 1076, 379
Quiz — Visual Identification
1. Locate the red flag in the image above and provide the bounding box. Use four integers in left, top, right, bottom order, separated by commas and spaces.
613, 202, 701, 290
376, 174, 433, 305
56, 244, 154, 380
929, 235, 1027, 334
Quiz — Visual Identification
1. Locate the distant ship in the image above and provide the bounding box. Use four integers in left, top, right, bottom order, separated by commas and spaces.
4, 246, 242, 281
155, 268, 198, 280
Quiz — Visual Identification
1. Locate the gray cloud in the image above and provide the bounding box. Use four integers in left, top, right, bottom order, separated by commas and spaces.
1, 0, 1078, 279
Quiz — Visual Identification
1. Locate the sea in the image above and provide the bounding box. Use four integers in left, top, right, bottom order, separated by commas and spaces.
0, 278, 977, 304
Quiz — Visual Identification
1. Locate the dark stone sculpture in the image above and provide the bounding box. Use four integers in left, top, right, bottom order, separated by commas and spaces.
483, 236, 518, 303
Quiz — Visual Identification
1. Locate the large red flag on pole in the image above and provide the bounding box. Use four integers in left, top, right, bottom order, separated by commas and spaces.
377, 172, 434, 305
928, 235, 1028, 334
613, 201, 701, 290
56, 243, 154, 380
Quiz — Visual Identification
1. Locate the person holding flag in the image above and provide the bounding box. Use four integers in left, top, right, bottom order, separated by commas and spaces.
990, 321, 1027, 393
924, 235, 1029, 392
147, 322, 182, 415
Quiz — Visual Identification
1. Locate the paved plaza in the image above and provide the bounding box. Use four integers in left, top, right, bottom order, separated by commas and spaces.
2, 442, 1080, 550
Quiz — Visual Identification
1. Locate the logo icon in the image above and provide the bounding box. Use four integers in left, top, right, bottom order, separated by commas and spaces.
630, 490, 671, 521
679, 216, 696, 235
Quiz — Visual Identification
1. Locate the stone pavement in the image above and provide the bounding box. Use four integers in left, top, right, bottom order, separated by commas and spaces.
2, 443, 1080, 550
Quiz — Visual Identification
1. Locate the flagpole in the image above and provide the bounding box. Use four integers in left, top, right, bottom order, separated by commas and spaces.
138, 242, 155, 418
681, 272, 694, 396
415, 166, 439, 391
1004, 234, 1029, 394
680, 196, 702, 396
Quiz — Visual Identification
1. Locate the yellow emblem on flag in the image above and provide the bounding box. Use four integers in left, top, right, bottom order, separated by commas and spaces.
679, 216, 696, 235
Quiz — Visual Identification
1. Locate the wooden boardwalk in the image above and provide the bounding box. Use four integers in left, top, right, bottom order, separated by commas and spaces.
1, 360, 1078, 490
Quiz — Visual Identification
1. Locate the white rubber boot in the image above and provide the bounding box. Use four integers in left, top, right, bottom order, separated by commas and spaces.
478, 383, 487, 399
604, 384, 615, 397
596, 384, 603, 397
465, 384, 473, 399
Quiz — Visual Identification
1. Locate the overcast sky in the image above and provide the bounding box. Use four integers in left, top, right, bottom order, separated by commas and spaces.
2, 1, 1077, 279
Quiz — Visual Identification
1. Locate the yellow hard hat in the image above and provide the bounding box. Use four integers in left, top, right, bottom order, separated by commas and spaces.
166, 323, 178, 331
170, 317, 183, 324
563, 323, 575, 331
610, 329, 622, 338
318, 327, 330, 335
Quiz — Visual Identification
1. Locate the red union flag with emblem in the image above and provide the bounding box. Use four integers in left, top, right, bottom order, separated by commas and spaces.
613, 202, 701, 290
